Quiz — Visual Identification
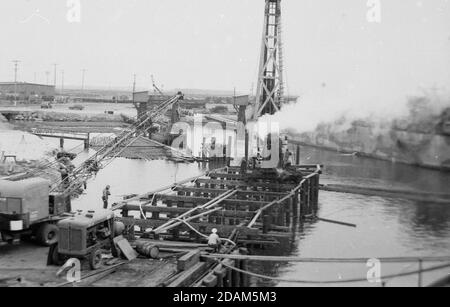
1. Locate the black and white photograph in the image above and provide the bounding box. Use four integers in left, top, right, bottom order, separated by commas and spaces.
0, 0, 449, 291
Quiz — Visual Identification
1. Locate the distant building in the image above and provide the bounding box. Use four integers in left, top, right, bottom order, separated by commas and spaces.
0, 82, 55, 100
133, 91, 207, 117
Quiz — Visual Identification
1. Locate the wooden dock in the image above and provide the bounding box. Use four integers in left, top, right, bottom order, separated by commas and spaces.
0, 164, 321, 287
107, 164, 321, 287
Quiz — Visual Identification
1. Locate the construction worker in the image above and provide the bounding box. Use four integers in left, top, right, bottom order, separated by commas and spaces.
57, 158, 69, 187
102, 185, 111, 209
283, 149, 293, 168
240, 157, 248, 175
208, 228, 221, 253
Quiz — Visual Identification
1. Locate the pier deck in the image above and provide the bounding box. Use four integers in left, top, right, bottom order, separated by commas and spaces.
0, 164, 321, 287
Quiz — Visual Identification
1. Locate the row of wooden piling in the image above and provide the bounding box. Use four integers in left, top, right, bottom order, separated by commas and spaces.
114, 165, 321, 287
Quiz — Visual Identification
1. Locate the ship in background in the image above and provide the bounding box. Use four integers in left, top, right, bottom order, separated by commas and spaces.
290, 96, 450, 171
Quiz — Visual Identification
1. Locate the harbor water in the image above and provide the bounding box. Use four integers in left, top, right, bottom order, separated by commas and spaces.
9, 136, 450, 287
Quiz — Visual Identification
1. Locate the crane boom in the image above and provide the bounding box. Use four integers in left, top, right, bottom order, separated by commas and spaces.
151, 75, 164, 96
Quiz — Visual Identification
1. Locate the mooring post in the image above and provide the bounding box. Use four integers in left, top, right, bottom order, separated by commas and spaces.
239, 248, 250, 287
286, 199, 292, 227
232, 252, 241, 287
263, 214, 271, 234
214, 266, 225, 288
418, 259, 423, 287
300, 186, 306, 220
314, 175, 320, 211
296, 145, 300, 165
224, 259, 233, 287
293, 191, 299, 221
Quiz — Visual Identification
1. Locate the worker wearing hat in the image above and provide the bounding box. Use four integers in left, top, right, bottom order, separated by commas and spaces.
208, 228, 221, 253
102, 185, 111, 209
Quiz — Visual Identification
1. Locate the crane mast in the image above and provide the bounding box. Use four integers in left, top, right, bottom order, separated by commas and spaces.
253, 0, 284, 120
241, 0, 286, 171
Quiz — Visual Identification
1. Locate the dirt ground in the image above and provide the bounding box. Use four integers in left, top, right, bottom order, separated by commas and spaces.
0, 242, 62, 287
0, 241, 178, 287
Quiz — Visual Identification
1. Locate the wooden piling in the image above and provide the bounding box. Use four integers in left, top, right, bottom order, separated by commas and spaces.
239, 248, 250, 287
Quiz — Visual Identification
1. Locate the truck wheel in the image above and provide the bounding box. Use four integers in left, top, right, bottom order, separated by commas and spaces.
48, 243, 61, 266
36, 223, 59, 246
89, 249, 103, 270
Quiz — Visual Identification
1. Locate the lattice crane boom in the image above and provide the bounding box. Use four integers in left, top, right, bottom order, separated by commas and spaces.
51, 93, 184, 195
252, 0, 284, 121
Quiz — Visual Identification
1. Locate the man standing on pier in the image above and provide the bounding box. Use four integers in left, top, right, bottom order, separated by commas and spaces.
102, 185, 111, 209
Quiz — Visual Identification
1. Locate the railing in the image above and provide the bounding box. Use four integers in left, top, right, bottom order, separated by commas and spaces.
247, 165, 321, 229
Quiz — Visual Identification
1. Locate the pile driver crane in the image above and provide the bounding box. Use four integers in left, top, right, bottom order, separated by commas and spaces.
242, 0, 289, 171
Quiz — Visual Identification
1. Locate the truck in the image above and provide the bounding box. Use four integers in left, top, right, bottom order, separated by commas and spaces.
40, 101, 53, 109
69, 104, 84, 111
0, 178, 71, 246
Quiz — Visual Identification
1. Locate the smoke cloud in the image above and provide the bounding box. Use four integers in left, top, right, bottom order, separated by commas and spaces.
260, 87, 450, 135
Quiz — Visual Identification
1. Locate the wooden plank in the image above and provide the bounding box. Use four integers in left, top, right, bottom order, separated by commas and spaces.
115, 238, 138, 261
209, 173, 244, 180
123, 204, 255, 218
173, 186, 288, 197
177, 250, 201, 271
153, 190, 236, 234
118, 217, 260, 236
159, 195, 270, 207
131, 239, 208, 249
195, 179, 296, 191
168, 262, 207, 287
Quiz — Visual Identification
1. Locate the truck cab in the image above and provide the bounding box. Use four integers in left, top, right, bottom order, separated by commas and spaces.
0, 178, 71, 246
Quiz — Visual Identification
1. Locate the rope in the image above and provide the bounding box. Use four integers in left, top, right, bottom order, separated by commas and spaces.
204, 254, 450, 264
221, 262, 450, 285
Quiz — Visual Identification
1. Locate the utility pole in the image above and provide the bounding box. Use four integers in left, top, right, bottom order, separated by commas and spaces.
61, 70, 65, 94
81, 69, 86, 92
52, 63, 58, 89
132, 74, 137, 101
12, 60, 20, 106
45, 71, 50, 86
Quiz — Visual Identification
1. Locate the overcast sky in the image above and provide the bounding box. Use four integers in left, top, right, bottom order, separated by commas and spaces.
1, 0, 449, 103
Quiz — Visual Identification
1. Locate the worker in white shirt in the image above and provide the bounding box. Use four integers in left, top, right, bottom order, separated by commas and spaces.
208, 228, 221, 253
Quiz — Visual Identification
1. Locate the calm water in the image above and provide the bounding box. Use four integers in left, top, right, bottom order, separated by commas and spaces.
40, 138, 450, 287
256, 147, 450, 287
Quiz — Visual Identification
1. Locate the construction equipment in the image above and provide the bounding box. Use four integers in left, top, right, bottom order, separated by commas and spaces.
243, 0, 288, 171
50, 92, 185, 197
151, 75, 164, 95
0, 178, 71, 246
49, 209, 124, 270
